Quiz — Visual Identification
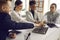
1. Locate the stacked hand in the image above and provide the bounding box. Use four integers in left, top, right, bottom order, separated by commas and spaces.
9, 33, 16, 39
35, 21, 45, 27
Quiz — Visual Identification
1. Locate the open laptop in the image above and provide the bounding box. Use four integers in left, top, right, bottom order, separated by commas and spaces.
32, 27, 48, 34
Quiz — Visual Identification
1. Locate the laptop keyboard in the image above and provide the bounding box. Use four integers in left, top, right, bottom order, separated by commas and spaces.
32, 27, 48, 34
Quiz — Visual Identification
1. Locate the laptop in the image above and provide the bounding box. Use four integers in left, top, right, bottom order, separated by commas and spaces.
32, 27, 48, 34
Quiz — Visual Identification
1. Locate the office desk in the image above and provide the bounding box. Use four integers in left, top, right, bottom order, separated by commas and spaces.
30, 28, 60, 40
6, 24, 60, 40
6, 29, 32, 40
29, 24, 60, 40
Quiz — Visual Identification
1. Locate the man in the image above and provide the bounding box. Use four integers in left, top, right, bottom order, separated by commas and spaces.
0, 1, 34, 40
43, 3, 60, 24
26, 1, 43, 26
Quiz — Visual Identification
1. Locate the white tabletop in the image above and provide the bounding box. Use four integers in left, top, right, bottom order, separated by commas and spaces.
6, 24, 60, 40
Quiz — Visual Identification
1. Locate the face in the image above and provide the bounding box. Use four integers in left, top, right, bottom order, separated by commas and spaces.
2, 4, 11, 13
30, 4, 36, 10
16, 4, 23, 11
50, 5, 56, 13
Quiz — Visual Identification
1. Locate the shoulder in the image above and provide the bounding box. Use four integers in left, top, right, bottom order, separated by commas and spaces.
11, 10, 16, 14
11, 10, 17, 16
45, 11, 50, 15
54, 11, 60, 16
26, 11, 30, 13
26, 11, 31, 14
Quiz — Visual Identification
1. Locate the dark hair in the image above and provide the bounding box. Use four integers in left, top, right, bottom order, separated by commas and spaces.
51, 3, 57, 8
15, 0, 22, 6
29, 1, 36, 6
14, 7, 16, 10
14, 0, 22, 10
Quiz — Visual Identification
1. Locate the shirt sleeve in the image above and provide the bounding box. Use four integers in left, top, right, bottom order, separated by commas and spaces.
5, 14, 34, 30
26, 11, 36, 22
56, 14, 60, 24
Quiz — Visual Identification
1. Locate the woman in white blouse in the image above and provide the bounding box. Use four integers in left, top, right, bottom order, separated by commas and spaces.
11, 0, 28, 23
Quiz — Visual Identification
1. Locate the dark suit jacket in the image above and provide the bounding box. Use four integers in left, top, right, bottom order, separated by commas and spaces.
0, 12, 34, 40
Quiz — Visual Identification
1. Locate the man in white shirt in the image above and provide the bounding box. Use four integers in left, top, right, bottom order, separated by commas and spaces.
43, 3, 60, 24
26, 1, 43, 25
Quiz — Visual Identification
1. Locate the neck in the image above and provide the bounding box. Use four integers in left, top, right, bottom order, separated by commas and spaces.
31, 9, 34, 11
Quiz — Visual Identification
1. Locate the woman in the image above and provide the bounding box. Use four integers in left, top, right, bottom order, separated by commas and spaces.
11, 0, 28, 23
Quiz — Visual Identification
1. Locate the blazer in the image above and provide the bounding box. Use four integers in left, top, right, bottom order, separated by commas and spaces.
0, 12, 34, 40
26, 10, 43, 23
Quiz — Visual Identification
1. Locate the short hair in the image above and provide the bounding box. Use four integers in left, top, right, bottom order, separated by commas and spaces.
51, 3, 57, 8
15, 0, 22, 6
0, 1, 7, 12
29, 1, 36, 6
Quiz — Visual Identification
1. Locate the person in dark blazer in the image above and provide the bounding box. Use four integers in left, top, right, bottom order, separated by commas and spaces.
0, 1, 34, 40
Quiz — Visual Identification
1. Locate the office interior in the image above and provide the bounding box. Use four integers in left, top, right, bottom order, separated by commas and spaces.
12, 0, 60, 14
1, 0, 60, 40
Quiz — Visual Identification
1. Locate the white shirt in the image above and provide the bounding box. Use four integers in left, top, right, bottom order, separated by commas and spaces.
26, 10, 43, 23
11, 10, 28, 23
43, 11, 60, 24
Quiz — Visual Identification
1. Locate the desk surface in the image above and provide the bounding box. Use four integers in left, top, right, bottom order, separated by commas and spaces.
7, 24, 60, 40
30, 28, 60, 40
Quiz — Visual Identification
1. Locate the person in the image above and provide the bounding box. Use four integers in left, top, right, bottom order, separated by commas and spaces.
11, 0, 29, 23
10, 0, 42, 39
43, 3, 60, 24
26, 1, 42, 24
0, 1, 34, 40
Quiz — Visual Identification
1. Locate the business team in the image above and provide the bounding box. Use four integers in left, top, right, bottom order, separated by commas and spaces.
0, 0, 60, 40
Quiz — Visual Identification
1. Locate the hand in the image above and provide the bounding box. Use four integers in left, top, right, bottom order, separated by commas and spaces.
9, 33, 16, 39
35, 23, 40, 27
37, 21, 45, 27
34, 21, 40, 24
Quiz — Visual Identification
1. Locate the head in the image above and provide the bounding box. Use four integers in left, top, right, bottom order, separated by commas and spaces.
0, 1, 11, 13
50, 3, 57, 13
29, 1, 36, 11
14, 0, 23, 11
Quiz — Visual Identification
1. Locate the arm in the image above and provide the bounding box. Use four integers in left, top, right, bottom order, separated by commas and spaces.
5, 14, 34, 30
11, 11, 34, 24
11, 12, 26, 22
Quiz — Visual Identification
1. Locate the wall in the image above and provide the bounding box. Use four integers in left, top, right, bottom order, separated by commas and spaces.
50, 0, 60, 10
44, 0, 49, 14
